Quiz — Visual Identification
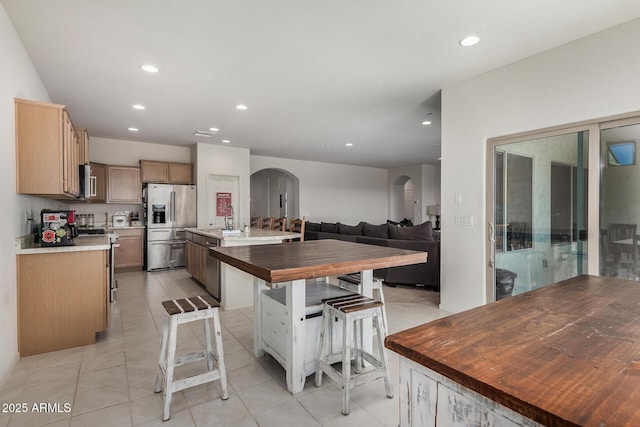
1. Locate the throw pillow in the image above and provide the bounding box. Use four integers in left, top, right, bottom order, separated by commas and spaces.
339, 222, 364, 235
362, 222, 389, 238
388, 221, 434, 241
305, 221, 321, 232
320, 222, 340, 233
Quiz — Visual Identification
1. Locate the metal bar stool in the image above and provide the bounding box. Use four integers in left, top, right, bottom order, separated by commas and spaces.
315, 294, 393, 415
155, 295, 229, 421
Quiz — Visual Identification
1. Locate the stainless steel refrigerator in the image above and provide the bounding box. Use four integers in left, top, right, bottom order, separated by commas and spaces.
146, 184, 196, 270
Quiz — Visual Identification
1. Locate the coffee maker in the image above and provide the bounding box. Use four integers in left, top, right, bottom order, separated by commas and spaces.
40, 209, 78, 246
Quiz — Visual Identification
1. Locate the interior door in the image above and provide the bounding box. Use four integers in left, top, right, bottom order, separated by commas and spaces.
206, 174, 239, 229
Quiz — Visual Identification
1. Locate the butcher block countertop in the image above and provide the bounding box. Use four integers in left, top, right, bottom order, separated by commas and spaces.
385, 275, 640, 426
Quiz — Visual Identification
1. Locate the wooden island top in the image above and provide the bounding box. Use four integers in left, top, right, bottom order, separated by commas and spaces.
385, 275, 640, 426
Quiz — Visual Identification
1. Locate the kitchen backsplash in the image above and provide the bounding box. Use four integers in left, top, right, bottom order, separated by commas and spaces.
68, 203, 143, 227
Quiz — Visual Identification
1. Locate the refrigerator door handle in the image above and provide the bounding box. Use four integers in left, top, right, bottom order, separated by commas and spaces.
171, 190, 176, 224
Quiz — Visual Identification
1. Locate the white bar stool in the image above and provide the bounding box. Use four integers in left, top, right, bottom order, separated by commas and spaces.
337, 273, 387, 334
315, 294, 393, 415
155, 295, 229, 421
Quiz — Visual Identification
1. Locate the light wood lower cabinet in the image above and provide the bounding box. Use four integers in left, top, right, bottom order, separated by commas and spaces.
186, 237, 207, 284
114, 228, 144, 270
17, 250, 109, 356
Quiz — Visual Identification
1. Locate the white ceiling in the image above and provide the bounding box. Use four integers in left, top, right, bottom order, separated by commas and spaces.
4, 1, 640, 168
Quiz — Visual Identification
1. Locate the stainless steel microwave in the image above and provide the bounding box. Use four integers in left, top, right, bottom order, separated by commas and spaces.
78, 164, 96, 199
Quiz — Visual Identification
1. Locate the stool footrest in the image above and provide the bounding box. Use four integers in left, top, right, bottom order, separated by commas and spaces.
156, 297, 228, 421
318, 360, 388, 390
169, 369, 224, 394
173, 350, 212, 368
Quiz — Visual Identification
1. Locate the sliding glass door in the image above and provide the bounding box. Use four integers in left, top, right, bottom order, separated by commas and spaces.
600, 120, 640, 280
489, 131, 589, 300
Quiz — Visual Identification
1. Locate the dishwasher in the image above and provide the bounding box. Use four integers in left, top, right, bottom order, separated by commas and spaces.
206, 239, 221, 299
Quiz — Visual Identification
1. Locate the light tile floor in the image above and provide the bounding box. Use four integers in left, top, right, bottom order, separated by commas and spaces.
0, 270, 449, 427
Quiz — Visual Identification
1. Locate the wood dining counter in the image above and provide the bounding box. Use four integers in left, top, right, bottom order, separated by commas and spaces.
385, 275, 640, 426
210, 239, 427, 394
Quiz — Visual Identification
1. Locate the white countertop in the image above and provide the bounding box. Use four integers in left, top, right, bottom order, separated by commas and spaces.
185, 227, 300, 241
16, 234, 112, 255
108, 225, 146, 230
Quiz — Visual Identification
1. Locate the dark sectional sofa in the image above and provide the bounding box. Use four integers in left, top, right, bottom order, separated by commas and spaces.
304, 220, 440, 291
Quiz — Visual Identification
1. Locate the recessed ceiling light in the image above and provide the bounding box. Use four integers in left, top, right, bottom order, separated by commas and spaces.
459, 35, 480, 47
209, 127, 219, 132
140, 64, 158, 73
132, 104, 145, 110
222, 139, 231, 144
422, 121, 432, 125
235, 104, 248, 110
128, 127, 139, 132
345, 143, 353, 147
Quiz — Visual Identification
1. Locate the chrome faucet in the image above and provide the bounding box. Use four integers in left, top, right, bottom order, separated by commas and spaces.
224, 205, 234, 230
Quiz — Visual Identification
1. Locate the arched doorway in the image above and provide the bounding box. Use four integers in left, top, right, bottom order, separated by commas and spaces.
390, 175, 416, 224
250, 168, 300, 220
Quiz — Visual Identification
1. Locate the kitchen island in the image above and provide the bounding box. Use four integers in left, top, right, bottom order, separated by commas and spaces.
185, 228, 299, 309
15, 235, 111, 356
385, 275, 640, 426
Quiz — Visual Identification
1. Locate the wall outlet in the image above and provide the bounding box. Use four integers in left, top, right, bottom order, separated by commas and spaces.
454, 215, 473, 226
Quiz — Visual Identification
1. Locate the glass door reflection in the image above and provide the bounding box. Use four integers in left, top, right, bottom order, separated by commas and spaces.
600, 122, 640, 280
493, 131, 588, 300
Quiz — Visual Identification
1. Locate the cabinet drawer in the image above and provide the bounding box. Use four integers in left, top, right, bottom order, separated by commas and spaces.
114, 228, 143, 237
193, 233, 209, 246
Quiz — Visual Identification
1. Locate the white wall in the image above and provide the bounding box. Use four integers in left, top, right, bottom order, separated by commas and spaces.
388, 164, 440, 224
441, 18, 640, 313
67, 137, 195, 224
195, 144, 251, 229
89, 137, 191, 166
0, 4, 62, 387
251, 156, 388, 225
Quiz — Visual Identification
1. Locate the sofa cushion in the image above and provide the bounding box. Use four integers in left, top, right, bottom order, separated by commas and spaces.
306, 221, 321, 232
339, 222, 363, 235
362, 222, 389, 238
388, 221, 434, 241
320, 222, 340, 233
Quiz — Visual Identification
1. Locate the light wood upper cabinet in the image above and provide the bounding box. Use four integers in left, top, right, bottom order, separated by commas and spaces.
76, 127, 90, 164
140, 159, 193, 184
107, 165, 141, 204
140, 160, 169, 183
89, 162, 107, 203
15, 98, 81, 199
169, 162, 193, 184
